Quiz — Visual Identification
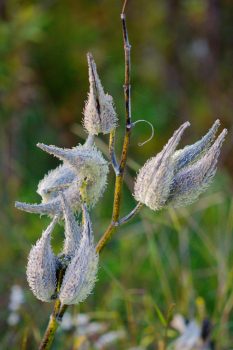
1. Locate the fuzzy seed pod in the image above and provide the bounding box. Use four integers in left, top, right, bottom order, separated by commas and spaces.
59, 204, 99, 305
134, 120, 227, 211
60, 192, 81, 258
134, 122, 190, 210
26, 217, 58, 302
168, 128, 227, 207
83, 53, 118, 135
15, 142, 109, 217
172, 119, 220, 172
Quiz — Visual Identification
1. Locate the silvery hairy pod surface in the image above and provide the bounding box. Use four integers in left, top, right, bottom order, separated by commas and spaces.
26, 216, 58, 302
134, 122, 190, 210
59, 203, 99, 305
83, 53, 118, 135
15, 140, 109, 217
134, 120, 227, 210
168, 125, 227, 207
60, 192, 81, 259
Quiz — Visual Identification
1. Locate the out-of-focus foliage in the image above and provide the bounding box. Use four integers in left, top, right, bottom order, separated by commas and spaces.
0, 0, 232, 349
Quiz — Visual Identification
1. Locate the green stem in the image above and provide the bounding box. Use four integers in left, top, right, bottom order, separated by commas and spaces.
115, 202, 143, 226
109, 129, 120, 174
96, 4, 132, 252
38, 269, 65, 350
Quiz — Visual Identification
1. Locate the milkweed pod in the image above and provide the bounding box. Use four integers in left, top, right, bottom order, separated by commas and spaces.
134, 120, 227, 211
36, 142, 109, 205
134, 122, 190, 210
15, 143, 109, 216
60, 192, 81, 258
15, 200, 61, 216
83, 53, 118, 135
168, 128, 228, 207
59, 204, 99, 305
172, 119, 221, 172
36, 142, 108, 175
26, 216, 58, 302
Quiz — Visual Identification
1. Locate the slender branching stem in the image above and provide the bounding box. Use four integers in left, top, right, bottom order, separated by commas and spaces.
38, 1, 141, 349
38, 314, 58, 350
96, 2, 132, 252
115, 202, 143, 226
39, 268, 65, 350
109, 129, 120, 174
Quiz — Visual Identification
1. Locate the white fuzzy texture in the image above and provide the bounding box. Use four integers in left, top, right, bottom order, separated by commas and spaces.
134, 122, 190, 210
15, 142, 109, 217
26, 217, 58, 302
60, 192, 81, 258
134, 120, 227, 211
169, 128, 227, 207
59, 205, 99, 305
83, 53, 118, 135
172, 119, 220, 171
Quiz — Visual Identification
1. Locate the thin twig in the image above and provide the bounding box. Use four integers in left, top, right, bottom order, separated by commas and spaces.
96, 1, 132, 252
38, 268, 65, 350
109, 129, 120, 174
114, 202, 143, 226
122, 0, 128, 15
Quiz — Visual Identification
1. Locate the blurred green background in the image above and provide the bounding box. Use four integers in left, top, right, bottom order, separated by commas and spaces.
0, 0, 233, 349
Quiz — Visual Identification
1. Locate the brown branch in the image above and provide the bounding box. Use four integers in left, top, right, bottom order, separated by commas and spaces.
96, 2, 132, 252
122, 0, 128, 17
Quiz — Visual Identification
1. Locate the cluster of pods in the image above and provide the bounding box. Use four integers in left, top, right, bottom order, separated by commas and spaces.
16, 52, 227, 305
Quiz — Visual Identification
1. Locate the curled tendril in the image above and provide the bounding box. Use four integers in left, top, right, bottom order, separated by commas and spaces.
132, 119, 155, 147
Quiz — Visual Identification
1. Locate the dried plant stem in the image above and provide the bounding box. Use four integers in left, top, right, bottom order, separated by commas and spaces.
96, 6, 132, 252
109, 129, 119, 174
38, 2, 141, 349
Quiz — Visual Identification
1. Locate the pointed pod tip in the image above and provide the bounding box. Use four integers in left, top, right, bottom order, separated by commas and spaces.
176, 121, 190, 134
87, 52, 93, 60
87, 52, 95, 67
184, 121, 191, 128
37, 143, 65, 160
223, 128, 228, 134
37, 142, 44, 148
210, 127, 228, 151
175, 121, 190, 136
15, 201, 31, 210
221, 128, 228, 138
209, 119, 221, 133
37, 143, 71, 162
37, 143, 52, 153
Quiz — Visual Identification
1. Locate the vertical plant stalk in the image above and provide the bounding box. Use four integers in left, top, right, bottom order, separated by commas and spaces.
38, 269, 66, 350
109, 129, 119, 175
96, 1, 132, 252
38, 1, 137, 349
